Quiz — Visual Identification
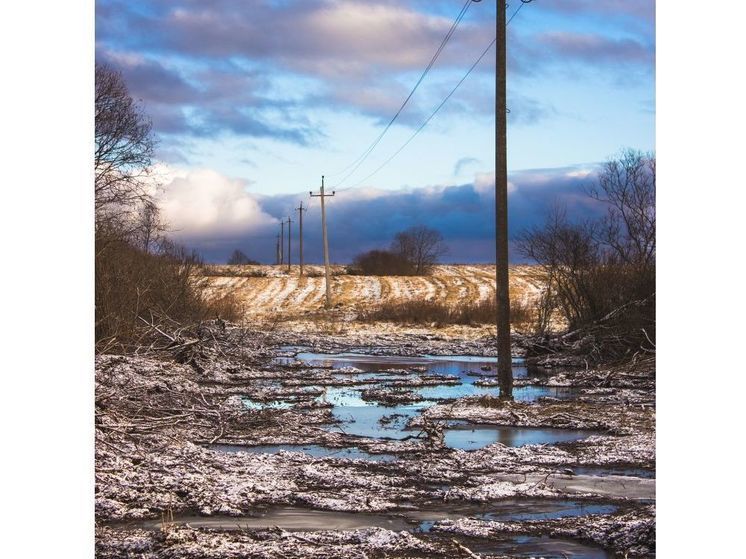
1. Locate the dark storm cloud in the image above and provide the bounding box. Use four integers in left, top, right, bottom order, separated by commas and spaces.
178, 165, 606, 264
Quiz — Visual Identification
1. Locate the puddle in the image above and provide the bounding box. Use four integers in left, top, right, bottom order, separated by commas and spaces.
207, 443, 397, 462
466, 535, 611, 559
114, 501, 617, 549
413, 499, 618, 531
444, 423, 603, 450
572, 465, 655, 479
116, 507, 411, 531
276, 352, 538, 379
263, 353, 587, 448
417, 383, 577, 401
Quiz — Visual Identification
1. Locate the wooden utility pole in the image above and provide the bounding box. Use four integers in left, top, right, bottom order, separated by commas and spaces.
496, 0, 513, 400
280, 221, 285, 265
310, 175, 335, 308
286, 216, 293, 272
296, 201, 307, 276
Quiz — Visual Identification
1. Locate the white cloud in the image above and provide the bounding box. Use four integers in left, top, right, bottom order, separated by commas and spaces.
155, 168, 278, 240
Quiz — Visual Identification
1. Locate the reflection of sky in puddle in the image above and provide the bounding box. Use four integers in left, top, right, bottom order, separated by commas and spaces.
444, 424, 600, 450
415, 499, 618, 532
322, 387, 431, 439
279, 352, 535, 379
480, 500, 617, 521
471, 535, 610, 559
417, 384, 577, 401
267, 353, 584, 448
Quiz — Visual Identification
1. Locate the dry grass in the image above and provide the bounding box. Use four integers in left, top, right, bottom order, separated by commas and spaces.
358, 296, 538, 329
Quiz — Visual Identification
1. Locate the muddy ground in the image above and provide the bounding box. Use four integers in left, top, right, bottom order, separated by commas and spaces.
95, 322, 655, 558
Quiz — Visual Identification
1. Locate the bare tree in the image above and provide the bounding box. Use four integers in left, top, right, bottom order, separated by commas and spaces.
227, 249, 258, 265
135, 201, 163, 253
588, 149, 656, 268
95, 63, 155, 228
517, 150, 656, 359
391, 225, 448, 275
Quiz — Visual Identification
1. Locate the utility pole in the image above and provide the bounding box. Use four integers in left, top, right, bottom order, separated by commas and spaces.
275, 234, 281, 265
496, 0, 513, 400
296, 201, 307, 276
280, 220, 285, 266
286, 216, 293, 273
310, 175, 335, 308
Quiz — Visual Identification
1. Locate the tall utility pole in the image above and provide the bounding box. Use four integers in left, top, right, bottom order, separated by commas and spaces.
286, 216, 293, 273
310, 175, 335, 308
496, 0, 513, 400
275, 234, 281, 265
280, 220, 285, 265
296, 201, 307, 276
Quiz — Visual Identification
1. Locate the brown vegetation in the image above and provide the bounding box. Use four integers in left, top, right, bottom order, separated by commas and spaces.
518, 149, 655, 361
349, 225, 447, 276
358, 296, 535, 330
95, 64, 241, 351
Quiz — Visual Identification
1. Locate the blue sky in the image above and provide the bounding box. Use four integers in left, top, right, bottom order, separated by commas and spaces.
96, 0, 655, 263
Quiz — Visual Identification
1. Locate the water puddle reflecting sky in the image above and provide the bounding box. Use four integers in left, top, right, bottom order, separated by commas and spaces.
254, 352, 591, 449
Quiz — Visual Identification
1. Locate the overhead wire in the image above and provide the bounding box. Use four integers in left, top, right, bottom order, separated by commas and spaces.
336, 0, 534, 192
327, 0, 475, 186
338, 37, 496, 191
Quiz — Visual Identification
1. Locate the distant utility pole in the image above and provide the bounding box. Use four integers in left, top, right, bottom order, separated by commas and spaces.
280, 220, 285, 265
275, 233, 281, 265
310, 175, 335, 308
286, 216, 293, 272
496, 0, 513, 400
296, 201, 307, 276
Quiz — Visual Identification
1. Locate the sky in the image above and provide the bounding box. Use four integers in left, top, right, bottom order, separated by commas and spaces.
95, 0, 655, 263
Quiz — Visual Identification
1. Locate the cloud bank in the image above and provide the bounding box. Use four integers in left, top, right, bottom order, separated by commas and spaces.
155, 163, 606, 264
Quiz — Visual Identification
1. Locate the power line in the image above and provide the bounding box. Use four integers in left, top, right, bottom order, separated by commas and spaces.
337, 0, 533, 191
507, 0, 533, 25
327, 0, 476, 186
339, 37, 496, 191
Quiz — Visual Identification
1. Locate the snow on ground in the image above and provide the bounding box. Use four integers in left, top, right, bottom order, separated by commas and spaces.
203, 265, 545, 321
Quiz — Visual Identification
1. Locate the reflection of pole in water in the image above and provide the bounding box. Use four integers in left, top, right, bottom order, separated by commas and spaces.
497, 427, 517, 447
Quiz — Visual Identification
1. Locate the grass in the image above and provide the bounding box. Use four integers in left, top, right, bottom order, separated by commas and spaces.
357, 296, 536, 329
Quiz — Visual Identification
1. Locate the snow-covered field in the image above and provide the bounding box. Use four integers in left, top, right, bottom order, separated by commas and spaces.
202, 264, 545, 319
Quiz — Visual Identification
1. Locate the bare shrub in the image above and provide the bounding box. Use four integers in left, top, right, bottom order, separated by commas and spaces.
348, 250, 415, 276
358, 296, 538, 328
227, 249, 259, 265
517, 149, 655, 361
96, 235, 242, 350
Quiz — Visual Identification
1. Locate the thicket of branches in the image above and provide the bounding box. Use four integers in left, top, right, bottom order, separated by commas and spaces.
349, 225, 447, 276
517, 149, 655, 361
227, 249, 259, 265
95, 64, 240, 351
358, 296, 534, 328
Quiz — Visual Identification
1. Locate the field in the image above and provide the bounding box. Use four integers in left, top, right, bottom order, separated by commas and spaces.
202, 264, 544, 319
